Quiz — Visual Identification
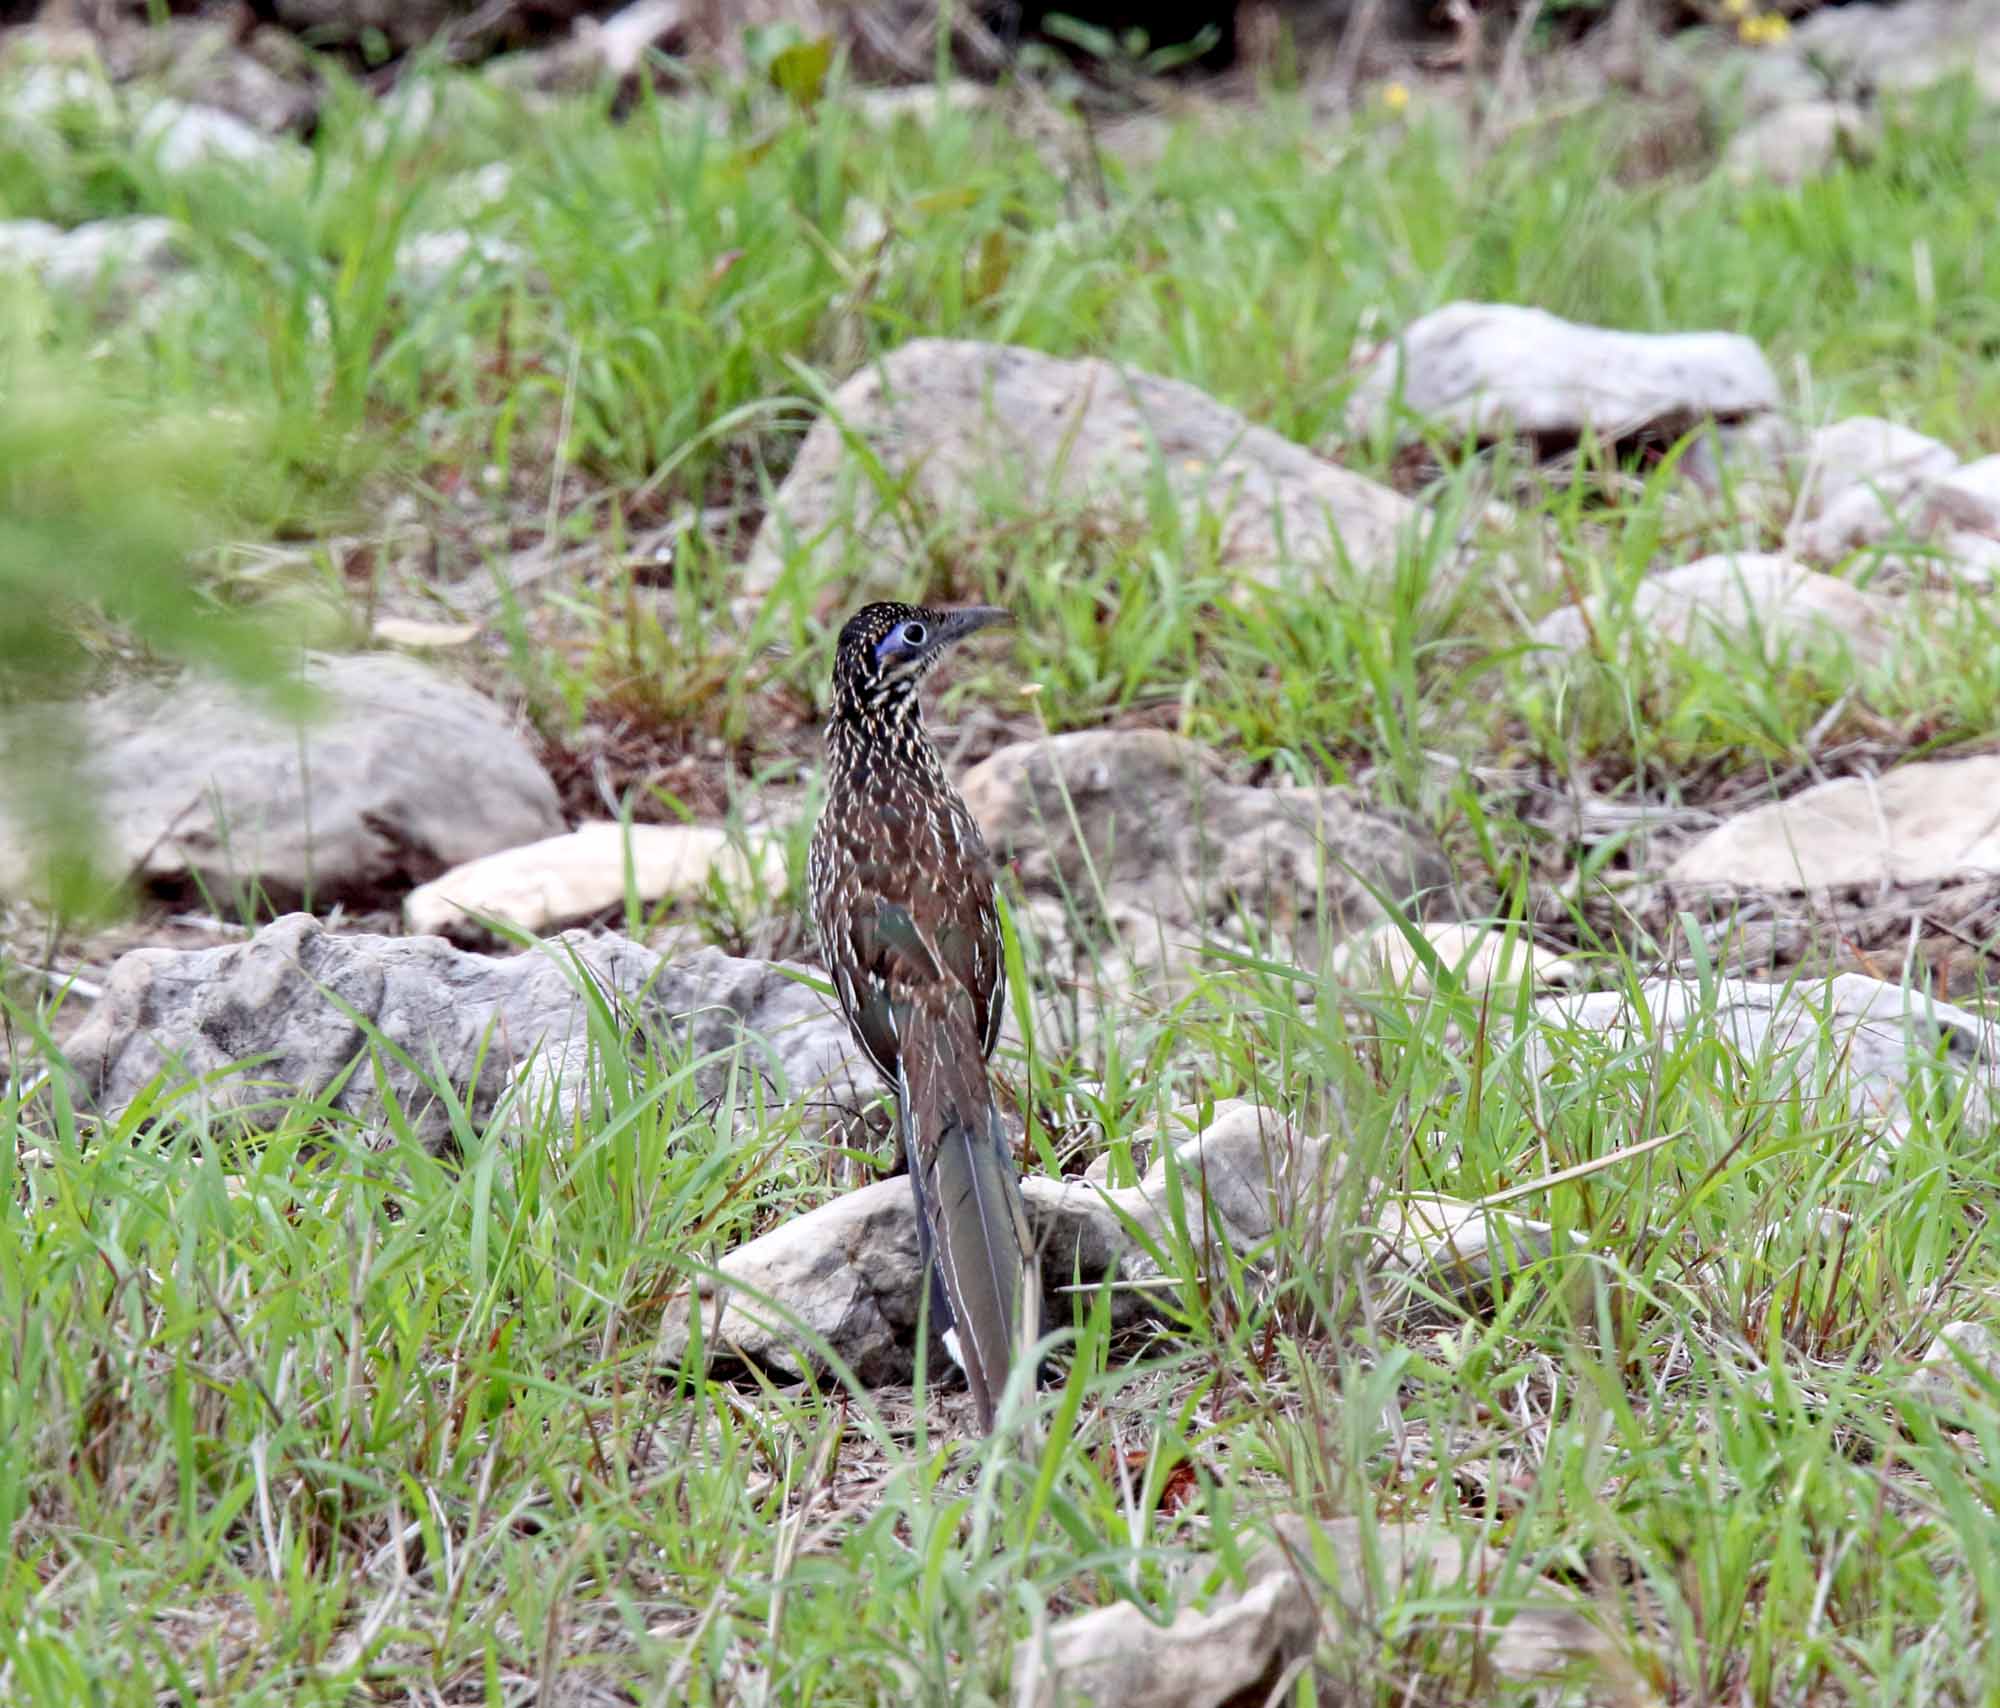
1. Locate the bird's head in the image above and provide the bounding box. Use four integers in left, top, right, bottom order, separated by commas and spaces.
829, 600, 1012, 721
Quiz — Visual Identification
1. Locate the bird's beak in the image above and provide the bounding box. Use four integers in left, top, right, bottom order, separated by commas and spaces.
932, 606, 1014, 649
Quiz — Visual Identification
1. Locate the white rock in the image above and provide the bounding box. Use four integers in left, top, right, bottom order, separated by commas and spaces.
1795, 416, 1962, 561
1723, 101, 1870, 188
137, 99, 288, 173
0, 215, 183, 303
1368, 1194, 1586, 1319
1667, 757, 2000, 891
404, 821, 787, 941
743, 339, 1422, 597
1533, 553, 1895, 666
1924, 455, 2000, 536
572, 0, 685, 81
396, 230, 530, 293
1332, 920, 1578, 996
658, 1101, 1339, 1386
1016, 1511, 1628, 1708
1913, 1319, 2000, 1418
1791, 0, 2000, 101
1798, 416, 1959, 518
1534, 973, 1999, 1156
1345, 302, 1779, 443
370, 616, 481, 649
5, 62, 117, 126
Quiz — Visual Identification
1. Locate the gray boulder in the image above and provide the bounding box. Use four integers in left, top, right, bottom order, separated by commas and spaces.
960, 729, 1453, 990
0, 652, 564, 910
743, 339, 1422, 598
1667, 758, 2000, 892
61, 912, 867, 1149
1346, 302, 1778, 445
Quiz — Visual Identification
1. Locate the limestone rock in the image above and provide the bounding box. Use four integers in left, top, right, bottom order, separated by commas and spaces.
961, 730, 1452, 985
1014, 1512, 1636, 1708
405, 821, 787, 942
1788, 0, 2000, 101
1015, 1560, 1314, 1708
1366, 1195, 1589, 1323
1912, 1319, 2000, 1420
1532, 553, 1895, 666
0, 653, 564, 910
1667, 758, 2000, 892
1723, 101, 1871, 188
1533, 973, 1998, 1155
1345, 303, 1779, 445
61, 912, 865, 1149
0, 215, 185, 316
1798, 417, 1959, 522
396, 231, 532, 294
743, 339, 1421, 597
657, 1103, 1335, 1387
2, 60, 118, 128
1795, 417, 1967, 566
137, 99, 295, 174
511, 0, 688, 91
1800, 493, 2000, 586
658, 1097, 1583, 1392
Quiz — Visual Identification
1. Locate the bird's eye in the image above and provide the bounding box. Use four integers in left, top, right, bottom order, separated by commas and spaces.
899, 621, 928, 646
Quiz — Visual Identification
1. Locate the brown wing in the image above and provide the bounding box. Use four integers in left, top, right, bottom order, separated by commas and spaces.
810, 786, 1006, 1082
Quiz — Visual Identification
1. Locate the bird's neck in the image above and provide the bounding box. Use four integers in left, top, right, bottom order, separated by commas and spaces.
827, 692, 950, 793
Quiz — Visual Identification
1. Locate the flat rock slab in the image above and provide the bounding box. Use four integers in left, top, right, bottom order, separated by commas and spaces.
1345, 302, 1778, 444
960, 729, 1452, 986
0, 652, 564, 910
404, 821, 786, 942
660, 1100, 1577, 1393
1532, 552, 1895, 665
1534, 972, 1998, 1154
657, 1102, 1329, 1388
1668, 758, 2000, 892
60, 912, 865, 1149
1015, 1512, 1632, 1708
742, 338, 1420, 597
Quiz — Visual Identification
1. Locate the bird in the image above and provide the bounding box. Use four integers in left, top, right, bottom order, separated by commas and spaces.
808, 600, 1037, 1433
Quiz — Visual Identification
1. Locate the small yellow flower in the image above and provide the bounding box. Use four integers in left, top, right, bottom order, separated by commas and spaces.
1722, 0, 1749, 15
1738, 11, 1791, 44
1381, 80, 1410, 114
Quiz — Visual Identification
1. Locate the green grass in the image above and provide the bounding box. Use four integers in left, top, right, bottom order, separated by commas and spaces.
6, 30, 2000, 1706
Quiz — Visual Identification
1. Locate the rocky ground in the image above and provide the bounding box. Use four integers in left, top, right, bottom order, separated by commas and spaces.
7, 2, 2000, 1704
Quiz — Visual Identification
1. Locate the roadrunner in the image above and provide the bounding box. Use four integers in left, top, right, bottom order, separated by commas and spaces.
808, 601, 1037, 1432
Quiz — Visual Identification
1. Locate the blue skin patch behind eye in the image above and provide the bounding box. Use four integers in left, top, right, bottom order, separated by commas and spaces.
874, 621, 927, 665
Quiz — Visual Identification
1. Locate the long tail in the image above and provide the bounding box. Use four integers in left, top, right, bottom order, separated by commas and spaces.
898, 985, 1037, 1433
